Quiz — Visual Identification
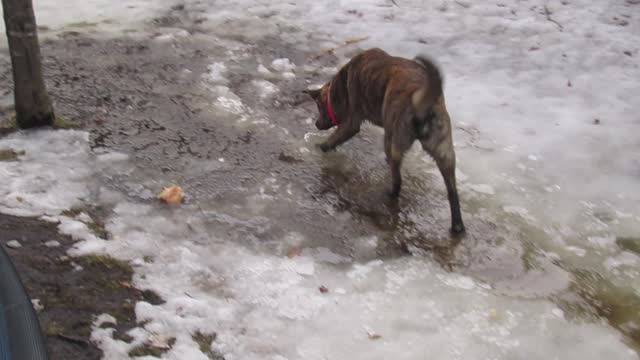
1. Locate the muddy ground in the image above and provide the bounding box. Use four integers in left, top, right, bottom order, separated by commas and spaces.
0, 213, 167, 359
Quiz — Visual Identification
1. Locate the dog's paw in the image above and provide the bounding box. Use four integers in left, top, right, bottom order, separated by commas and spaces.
386, 189, 400, 199
316, 143, 333, 153
450, 223, 466, 237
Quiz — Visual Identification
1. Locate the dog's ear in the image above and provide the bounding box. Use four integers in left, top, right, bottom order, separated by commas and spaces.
303, 88, 322, 101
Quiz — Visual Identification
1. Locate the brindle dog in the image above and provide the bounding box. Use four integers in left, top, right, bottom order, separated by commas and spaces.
304, 48, 465, 235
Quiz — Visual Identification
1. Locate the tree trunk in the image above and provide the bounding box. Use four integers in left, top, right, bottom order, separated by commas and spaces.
2, 0, 54, 128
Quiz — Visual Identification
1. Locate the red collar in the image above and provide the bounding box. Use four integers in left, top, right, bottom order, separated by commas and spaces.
326, 90, 339, 126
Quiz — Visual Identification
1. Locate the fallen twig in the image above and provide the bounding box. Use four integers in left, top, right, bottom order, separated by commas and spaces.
455, 125, 476, 137
544, 5, 564, 31
455, 125, 494, 151
307, 36, 370, 61
55, 333, 90, 347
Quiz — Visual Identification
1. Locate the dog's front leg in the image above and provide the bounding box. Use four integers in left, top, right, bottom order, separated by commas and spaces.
318, 123, 360, 152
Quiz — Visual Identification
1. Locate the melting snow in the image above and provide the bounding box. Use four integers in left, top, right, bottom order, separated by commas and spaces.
1, 127, 638, 360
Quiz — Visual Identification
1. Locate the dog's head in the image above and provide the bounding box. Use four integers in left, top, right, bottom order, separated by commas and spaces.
303, 84, 335, 131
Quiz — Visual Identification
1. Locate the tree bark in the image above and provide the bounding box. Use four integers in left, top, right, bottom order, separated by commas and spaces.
2, 0, 54, 128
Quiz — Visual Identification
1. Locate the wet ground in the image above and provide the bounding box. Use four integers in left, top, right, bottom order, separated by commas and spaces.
1, 0, 640, 358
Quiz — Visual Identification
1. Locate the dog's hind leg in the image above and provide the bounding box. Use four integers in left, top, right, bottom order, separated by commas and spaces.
384, 130, 392, 164
420, 134, 465, 235
387, 121, 416, 198
388, 145, 407, 198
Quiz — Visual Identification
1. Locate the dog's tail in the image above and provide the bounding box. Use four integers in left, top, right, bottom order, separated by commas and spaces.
411, 55, 443, 119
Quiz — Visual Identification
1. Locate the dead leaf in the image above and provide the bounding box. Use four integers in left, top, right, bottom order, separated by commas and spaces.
158, 185, 185, 204
307, 36, 370, 61
148, 334, 172, 349
319, 286, 329, 294
367, 332, 382, 340
344, 36, 370, 45
287, 246, 302, 258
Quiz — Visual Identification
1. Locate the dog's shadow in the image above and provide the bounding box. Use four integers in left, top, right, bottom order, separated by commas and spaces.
318, 163, 463, 270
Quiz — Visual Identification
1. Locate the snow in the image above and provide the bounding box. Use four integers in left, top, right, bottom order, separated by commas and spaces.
253, 80, 280, 98
2, 0, 640, 359
203, 63, 229, 85
0, 130, 94, 217
1, 127, 638, 360
0, 0, 174, 41
31, 299, 44, 312
270, 59, 297, 79
468, 184, 496, 196
44, 240, 61, 248
5, 240, 21, 249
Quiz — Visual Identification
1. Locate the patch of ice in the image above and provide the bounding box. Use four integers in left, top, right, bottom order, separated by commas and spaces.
271, 58, 295, 73
456, 169, 468, 182
203, 62, 228, 85
437, 274, 478, 291
605, 252, 640, 270
347, 260, 384, 280
39, 215, 59, 223
211, 87, 245, 115
551, 308, 565, 319
45, 240, 61, 248
257, 64, 272, 76
319, 67, 337, 74
75, 212, 93, 223
154, 30, 190, 42
503, 206, 535, 222
587, 235, 616, 248
5, 240, 21, 249
95, 314, 118, 327
0, 130, 93, 217
97, 152, 129, 163
469, 184, 495, 195
252, 79, 279, 98
616, 210, 633, 219
31, 299, 44, 312
303, 247, 349, 264
0, 0, 174, 38
566, 246, 587, 258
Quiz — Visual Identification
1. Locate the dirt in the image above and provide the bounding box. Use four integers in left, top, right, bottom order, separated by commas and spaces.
0, 213, 163, 360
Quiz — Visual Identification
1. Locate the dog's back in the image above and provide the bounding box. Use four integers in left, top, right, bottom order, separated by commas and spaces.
342, 48, 443, 128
